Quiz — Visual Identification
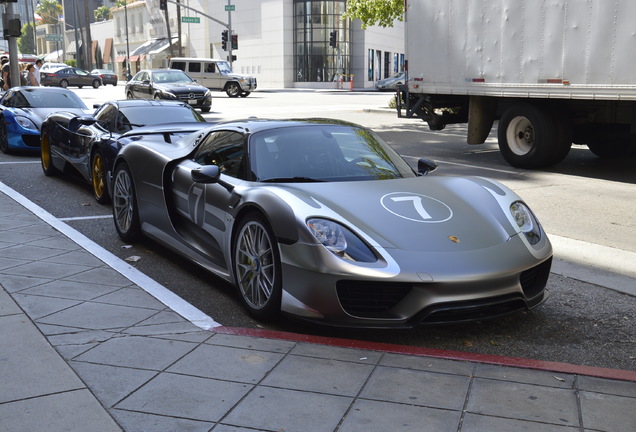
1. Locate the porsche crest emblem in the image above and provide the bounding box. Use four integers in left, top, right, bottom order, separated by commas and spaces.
448, 235, 460, 243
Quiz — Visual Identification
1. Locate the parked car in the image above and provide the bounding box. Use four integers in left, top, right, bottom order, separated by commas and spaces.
111, 118, 553, 327
0, 86, 90, 154
125, 69, 212, 112
90, 69, 118, 86
375, 71, 406, 91
169, 57, 257, 97
41, 67, 102, 88
40, 99, 208, 203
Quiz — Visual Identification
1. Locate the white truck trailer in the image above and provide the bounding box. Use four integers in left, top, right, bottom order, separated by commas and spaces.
398, 0, 636, 168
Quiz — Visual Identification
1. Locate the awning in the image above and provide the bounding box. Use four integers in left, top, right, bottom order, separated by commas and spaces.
129, 55, 139, 62
103, 38, 113, 64
115, 56, 125, 62
44, 49, 63, 62
91, 40, 98, 64
67, 40, 82, 55
148, 39, 171, 54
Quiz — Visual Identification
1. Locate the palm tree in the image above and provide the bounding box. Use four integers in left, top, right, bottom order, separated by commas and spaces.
36, 0, 64, 25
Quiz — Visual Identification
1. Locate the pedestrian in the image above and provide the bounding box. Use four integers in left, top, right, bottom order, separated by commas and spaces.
34, 59, 42, 85
2, 58, 11, 90
26, 63, 39, 86
18, 63, 27, 86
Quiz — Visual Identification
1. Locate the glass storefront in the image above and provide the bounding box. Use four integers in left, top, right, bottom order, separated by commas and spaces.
294, 0, 350, 83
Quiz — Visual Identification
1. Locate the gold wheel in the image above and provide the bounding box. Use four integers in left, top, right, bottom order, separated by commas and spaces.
91, 151, 110, 203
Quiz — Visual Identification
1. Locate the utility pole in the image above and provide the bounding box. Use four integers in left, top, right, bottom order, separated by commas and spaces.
72, 0, 82, 68
4, 1, 20, 87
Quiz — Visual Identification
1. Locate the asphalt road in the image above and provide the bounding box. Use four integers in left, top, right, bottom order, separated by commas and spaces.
1, 86, 634, 371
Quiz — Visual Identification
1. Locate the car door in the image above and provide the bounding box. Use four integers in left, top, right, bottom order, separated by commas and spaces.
170, 130, 247, 268
74, 68, 91, 86
137, 71, 152, 99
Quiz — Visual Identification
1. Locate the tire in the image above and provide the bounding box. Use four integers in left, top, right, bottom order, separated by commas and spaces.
586, 129, 636, 158
92, 80, 100, 89
40, 129, 59, 176
78, 85, 83, 89
0, 116, 10, 154
60, 79, 68, 88
154, 94, 162, 100
200, 107, 211, 113
226, 82, 241, 97
112, 162, 142, 242
126, 91, 134, 99
232, 212, 282, 321
91, 150, 111, 204
239, 91, 250, 97
497, 102, 559, 168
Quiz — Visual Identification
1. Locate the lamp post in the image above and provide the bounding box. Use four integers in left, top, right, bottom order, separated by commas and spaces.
124, 0, 130, 80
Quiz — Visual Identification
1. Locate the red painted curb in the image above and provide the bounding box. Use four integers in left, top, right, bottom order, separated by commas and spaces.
213, 326, 636, 382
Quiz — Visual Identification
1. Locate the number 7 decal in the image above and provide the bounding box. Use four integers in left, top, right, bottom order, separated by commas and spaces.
390, 195, 432, 220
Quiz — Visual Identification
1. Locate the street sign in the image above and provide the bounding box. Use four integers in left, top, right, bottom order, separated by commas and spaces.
45, 34, 63, 42
224, 5, 235, 11
181, 16, 200, 24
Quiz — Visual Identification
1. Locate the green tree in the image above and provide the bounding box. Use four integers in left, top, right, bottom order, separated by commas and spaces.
36, 0, 63, 25
343, 0, 405, 29
18, 23, 35, 53
94, 6, 112, 21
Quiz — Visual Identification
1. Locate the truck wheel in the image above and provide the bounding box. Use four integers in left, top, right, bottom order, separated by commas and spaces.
239, 91, 250, 97
226, 83, 241, 97
498, 103, 559, 168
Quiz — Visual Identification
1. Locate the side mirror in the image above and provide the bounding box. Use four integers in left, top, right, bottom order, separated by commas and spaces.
142, 79, 150, 85
68, 115, 98, 132
417, 158, 438, 175
191, 165, 235, 192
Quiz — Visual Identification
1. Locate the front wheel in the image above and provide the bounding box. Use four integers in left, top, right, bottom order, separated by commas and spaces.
239, 91, 250, 97
126, 91, 134, 99
226, 83, 241, 97
232, 213, 282, 321
91, 150, 110, 204
200, 107, 211, 113
40, 130, 59, 176
92, 80, 101, 89
0, 116, 10, 154
112, 162, 142, 242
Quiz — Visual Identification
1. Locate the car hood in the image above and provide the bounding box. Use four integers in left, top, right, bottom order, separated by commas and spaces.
18, 107, 91, 130
154, 83, 208, 93
270, 176, 522, 253
225, 73, 253, 80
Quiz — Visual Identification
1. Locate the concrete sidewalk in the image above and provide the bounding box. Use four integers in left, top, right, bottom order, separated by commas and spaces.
1, 185, 635, 432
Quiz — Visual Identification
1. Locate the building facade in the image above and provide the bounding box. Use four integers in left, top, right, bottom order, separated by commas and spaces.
37, 0, 404, 89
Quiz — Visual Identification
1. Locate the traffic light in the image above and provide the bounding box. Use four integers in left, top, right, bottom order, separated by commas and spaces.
159, 0, 167, 10
231, 34, 238, 50
329, 31, 337, 48
221, 30, 228, 51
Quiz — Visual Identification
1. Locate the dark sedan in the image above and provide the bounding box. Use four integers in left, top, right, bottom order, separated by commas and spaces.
40, 99, 208, 204
125, 69, 212, 112
41, 67, 102, 89
0, 87, 90, 153
90, 69, 118, 86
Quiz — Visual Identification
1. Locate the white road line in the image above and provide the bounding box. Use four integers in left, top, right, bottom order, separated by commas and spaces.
59, 215, 113, 221
0, 161, 40, 165
0, 181, 220, 330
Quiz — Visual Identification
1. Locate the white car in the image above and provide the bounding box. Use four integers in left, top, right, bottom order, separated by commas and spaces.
40, 62, 67, 73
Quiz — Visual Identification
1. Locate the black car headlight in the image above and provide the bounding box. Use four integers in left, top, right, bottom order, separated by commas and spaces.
159, 90, 178, 99
306, 218, 376, 262
510, 201, 542, 245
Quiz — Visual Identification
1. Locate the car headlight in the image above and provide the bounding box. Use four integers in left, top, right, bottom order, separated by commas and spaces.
159, 90, 177, 99
306, 218, 376, 262
510, 201, 542, 245
15, 116, 37, 130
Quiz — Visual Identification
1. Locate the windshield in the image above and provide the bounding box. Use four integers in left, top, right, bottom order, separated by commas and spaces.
152, 70, 194, 84
119, 104, 205, 125
249, 124, 416, 182
216, 61, 232, 74
22, 89, 88, 109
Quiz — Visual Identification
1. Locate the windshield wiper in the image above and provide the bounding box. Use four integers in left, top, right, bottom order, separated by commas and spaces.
261, 176, 325, 183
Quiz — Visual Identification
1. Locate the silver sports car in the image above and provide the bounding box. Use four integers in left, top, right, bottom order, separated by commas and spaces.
112, 118, 552, 328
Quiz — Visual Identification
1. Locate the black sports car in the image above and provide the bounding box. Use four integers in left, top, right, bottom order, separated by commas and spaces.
40, 99, 208, 203
125, 69, 213, 113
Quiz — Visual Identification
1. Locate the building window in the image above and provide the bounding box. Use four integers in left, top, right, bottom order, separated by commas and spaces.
294, 0, 350, 83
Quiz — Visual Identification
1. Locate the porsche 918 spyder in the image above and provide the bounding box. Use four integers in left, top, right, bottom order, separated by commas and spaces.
112, 118, 553, 328
40, 99, 208, 204
0, 87, 89, 154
